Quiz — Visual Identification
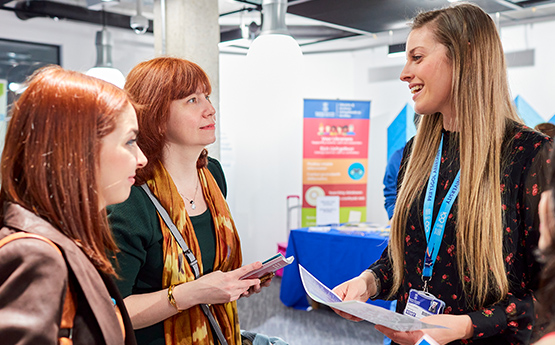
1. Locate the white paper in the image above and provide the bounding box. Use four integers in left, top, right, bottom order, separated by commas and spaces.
307, 226, 331, 232
298, 265, 446, 331
316, 196, 340, 225
348, 210, 362, 222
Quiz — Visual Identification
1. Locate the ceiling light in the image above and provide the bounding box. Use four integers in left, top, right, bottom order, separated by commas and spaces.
8, 82, 27, 94
86, 13, 125, 88
247, 0, 302, 60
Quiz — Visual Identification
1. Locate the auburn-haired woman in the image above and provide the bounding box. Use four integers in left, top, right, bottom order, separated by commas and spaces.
0, 66, 146, 344
333, 4, 551, 344
108, 57, 267, 345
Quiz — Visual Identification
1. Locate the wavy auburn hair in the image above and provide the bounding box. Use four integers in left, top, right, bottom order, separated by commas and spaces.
389, 3, 521, 307
0, 66, 130, 274
125, 57, 212, 184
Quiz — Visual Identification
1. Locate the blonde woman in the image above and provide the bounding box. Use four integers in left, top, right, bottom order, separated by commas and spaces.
333, 4, 551, 345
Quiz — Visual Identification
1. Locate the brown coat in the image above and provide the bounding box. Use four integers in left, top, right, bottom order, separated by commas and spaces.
0, 203, 136, 345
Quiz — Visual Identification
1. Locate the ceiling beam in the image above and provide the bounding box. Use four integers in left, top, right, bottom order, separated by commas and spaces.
0, 0, 154, 33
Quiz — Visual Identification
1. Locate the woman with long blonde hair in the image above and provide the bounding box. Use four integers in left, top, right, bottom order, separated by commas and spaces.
333, 3, 551, 344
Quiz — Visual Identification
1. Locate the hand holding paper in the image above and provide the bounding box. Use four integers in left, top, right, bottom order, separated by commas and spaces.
298, 265, 445, 332
331, 272, 375, 321
375, 314, 472, 345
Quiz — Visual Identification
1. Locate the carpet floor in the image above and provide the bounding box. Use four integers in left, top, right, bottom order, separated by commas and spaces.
237, 276, 386, 345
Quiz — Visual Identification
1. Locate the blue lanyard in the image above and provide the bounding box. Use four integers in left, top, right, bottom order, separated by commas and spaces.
422, 134, 460, 283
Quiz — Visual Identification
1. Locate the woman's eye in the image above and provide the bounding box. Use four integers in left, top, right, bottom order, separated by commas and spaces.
187, 97, 196, 104
413, 55, 422, 61
127, 138, 137, 146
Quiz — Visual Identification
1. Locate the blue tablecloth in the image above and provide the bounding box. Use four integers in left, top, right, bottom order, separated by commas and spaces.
280, 227, 393, 310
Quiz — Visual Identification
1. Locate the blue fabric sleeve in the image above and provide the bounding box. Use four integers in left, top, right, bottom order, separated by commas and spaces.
383, 146, 405, 219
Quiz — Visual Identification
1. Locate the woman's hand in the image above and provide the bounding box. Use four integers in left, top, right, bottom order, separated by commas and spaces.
178, 261, 262, 306
241, 273, 274, 298
124, 262, 264, 329
374, 314, 473, 345
331, 271, 376, 321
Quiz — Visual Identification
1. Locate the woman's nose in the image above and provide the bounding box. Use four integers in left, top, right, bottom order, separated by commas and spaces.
205, 101, 216, 118
137, 148, 148, 168
400, 62, 412, 83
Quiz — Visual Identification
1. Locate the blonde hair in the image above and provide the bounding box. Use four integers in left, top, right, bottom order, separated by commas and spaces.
389, 3, 522, 307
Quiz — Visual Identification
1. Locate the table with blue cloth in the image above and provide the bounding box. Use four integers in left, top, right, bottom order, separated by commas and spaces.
280, 227, 393, 311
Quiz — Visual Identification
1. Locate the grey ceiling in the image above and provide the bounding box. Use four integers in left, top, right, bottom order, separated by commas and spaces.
2, 0, 555, 47
285, 0, 555, 33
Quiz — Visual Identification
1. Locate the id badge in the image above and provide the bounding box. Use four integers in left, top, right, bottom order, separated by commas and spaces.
403, 289, 445, 319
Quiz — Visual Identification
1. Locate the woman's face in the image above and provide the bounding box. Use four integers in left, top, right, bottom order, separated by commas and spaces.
166, 88, 216, 149
400, 25, 453, 118
539, 190, 555, 251
97, 104, 147, 210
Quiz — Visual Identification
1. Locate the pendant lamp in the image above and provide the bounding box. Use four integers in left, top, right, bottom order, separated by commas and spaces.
86, 12, 125, 88
247, 0, 302, 60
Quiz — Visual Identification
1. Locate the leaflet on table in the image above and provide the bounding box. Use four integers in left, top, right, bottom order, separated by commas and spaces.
336, 222, 390, 235
298, 264, 446, 332
240, 253, 295, 280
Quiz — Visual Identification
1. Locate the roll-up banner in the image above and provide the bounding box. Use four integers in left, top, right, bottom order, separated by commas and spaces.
302, 99, 371, 227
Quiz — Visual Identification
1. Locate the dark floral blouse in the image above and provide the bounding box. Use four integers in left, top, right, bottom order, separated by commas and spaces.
370, 121, 552, 344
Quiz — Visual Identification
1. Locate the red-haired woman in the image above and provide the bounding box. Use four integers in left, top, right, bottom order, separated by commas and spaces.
0, 66, 147, 344
108, 57, 268, 345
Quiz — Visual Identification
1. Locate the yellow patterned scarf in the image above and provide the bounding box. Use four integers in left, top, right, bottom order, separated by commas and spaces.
146, 163, 242, 345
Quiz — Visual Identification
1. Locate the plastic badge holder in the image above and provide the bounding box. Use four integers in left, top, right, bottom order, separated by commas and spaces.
415, 334, 439, 345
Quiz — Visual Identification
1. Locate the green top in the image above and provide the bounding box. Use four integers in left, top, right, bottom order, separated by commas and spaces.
107, 157, 227, 345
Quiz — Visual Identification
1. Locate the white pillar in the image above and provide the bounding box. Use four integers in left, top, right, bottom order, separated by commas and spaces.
153, 0, 221, 159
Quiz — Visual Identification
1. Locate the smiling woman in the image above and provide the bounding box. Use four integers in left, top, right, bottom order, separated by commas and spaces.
332, 3, 552, 345
400, 26, 453, 129
0, 65, 146, 344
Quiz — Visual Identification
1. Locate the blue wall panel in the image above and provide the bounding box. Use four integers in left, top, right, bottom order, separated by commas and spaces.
387, 104, 416, 161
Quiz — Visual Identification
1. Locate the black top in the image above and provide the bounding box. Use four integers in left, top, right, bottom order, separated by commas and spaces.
108, 157, 227, 345
370, 122, 552, 345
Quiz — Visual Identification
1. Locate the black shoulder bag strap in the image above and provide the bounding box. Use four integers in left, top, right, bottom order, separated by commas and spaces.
140, 184, 229, 345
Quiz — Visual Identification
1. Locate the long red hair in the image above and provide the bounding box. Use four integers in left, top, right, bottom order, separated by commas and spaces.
1, 65, 130, 274
124, 57, 211, 184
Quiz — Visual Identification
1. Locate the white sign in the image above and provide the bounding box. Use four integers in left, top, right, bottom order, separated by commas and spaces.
316, 196, 340, 225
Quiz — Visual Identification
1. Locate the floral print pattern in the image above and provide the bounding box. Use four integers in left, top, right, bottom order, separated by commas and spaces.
370, 122, 552, 344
